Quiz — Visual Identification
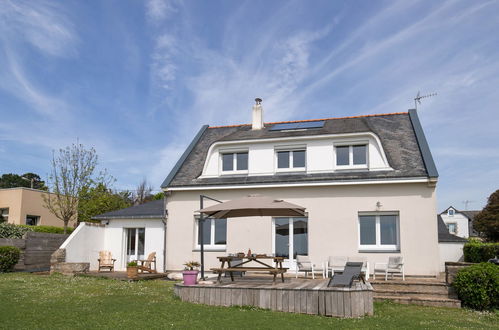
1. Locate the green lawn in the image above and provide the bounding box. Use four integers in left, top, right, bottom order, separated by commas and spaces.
0, 273, 497, 329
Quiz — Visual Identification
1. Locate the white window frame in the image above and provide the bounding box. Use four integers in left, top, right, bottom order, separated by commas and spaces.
334, 142, 369, 170
447, 222, 458, 234
358, 212, 400, 252
195, 217, 227, 251
274, 146, 307, 172
219, 149, 249, 175
25, 215, 40, 226
447, 209, 455, 216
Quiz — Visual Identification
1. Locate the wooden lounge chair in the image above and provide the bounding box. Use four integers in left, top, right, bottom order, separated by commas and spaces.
328, 262, 365, 287
137, 252, 157, 274
98, 251, 116, 272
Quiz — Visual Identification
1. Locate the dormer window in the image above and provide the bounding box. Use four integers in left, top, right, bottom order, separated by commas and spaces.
221, 151, 248, 174
276, 149, 306, 172
448, 209, 455, 216
335, 144, 368, 169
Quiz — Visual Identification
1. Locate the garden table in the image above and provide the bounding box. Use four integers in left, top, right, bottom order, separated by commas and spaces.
211, 255, 287, 284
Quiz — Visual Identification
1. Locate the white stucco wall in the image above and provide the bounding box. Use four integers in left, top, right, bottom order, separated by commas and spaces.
440, 210, 469, 238
438, 242, 465, 271
60, 219, 165, 272
165, 182, 440, 276
61, 222, 105, 270
103, 219, 165, 272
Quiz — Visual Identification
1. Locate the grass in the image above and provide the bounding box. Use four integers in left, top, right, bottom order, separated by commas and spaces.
0, 273, 497, 329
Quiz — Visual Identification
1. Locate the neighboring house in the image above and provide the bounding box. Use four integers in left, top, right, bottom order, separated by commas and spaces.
0, 187, 71, 227
161, 100, 440, 276
439, 206, 480, 239
437, 214, 467, 271
60, 100, 441, 276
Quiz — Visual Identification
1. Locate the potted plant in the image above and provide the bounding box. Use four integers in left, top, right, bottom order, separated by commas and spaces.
127, 261, 138, 279
182, 261, 201, 285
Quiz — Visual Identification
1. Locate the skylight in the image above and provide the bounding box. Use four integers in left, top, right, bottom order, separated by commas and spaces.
269, 120, 325, 131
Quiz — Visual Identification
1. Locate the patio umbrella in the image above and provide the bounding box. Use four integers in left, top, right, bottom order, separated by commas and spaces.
197, 194, 306, 279
198, 194, 306, 219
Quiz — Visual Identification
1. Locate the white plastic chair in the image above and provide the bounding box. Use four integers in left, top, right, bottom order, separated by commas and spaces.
295, 255, 325, 279
373, 256, 405, 281
326, 256, 347, 278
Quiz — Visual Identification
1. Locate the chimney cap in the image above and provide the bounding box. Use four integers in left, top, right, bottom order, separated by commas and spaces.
255, 98, 262, 105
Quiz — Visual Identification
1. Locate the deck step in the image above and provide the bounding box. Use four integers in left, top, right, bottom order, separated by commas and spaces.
374, 289, 453, 298
374, 295, 461, 308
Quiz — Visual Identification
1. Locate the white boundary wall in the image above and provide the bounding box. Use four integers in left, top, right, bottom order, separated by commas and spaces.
61, 223, 105, 270
438, 242, 465, 272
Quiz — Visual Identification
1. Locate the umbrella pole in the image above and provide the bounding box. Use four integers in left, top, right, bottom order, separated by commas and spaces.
200, 195, 205, 280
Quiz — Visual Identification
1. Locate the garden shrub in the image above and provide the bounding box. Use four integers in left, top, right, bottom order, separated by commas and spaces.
453, 262, 499, 310
463, 240, 499, 263
0, 246, 21, 272
0, 223, 33, 239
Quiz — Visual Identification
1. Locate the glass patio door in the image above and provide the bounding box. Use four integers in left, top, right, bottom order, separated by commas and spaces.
273, 217, 308, 270
125, 228, 145, 262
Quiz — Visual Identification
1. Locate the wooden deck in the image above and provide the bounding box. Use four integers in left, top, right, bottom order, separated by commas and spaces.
83, 271, 168, 281
174, 276, 373, 318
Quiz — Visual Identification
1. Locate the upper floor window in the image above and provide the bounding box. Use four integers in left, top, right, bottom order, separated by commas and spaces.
335, 144, 367, 168
0, 208, 8, 223
276, 149, 306, 171
221, 152, 248, 173
447, 223, 457, 234
447, 209, 455, 216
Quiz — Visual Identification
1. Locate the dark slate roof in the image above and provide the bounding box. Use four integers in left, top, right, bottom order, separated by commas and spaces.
437, 215, 467, 243
163, 112, 436, 188
461, 210, 480, 220
92, 199, 165, 220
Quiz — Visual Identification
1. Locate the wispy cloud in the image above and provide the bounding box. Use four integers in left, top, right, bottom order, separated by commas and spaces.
0, 0, 77, 57
146, 0, 177, 23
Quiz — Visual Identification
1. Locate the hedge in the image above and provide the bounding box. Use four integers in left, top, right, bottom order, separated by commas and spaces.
0, 223, 32, 239
0, 246, 21, 272
463, 241, 499, 263
0, 223, 72, 239
18, 225, 73, 235
453, 262, 499, 310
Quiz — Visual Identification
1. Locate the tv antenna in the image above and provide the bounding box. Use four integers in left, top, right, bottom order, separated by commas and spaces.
462, 200, 474, 210
414, 91, 437, 110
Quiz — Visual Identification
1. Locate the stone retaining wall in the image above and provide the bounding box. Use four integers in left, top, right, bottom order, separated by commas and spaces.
445, 262, 475, 284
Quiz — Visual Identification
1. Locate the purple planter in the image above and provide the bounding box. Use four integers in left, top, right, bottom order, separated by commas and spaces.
182, 270, 199, 285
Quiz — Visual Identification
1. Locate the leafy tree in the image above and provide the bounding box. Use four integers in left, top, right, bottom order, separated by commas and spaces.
0, 173, 48, 190
43, 142, 104, 234
78, 183, 133, 223
474, 189, 499, 242
152, 192, 164, 200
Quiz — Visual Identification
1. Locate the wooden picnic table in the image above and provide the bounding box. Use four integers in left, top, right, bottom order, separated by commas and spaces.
211, 255, 288, 284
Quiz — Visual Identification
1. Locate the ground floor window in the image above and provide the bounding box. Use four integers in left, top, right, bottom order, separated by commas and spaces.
358, 213, 399, 251
0, 208, 9, 223
25, 215, 40, 226
196, 218, 227, 249
273, 217, 308, 259
125, 228, 145, 261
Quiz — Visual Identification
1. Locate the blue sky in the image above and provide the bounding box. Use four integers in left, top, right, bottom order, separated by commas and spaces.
0, 0, 498, 211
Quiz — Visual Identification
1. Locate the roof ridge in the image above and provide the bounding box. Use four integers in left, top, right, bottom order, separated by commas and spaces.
208, 112, 408, 129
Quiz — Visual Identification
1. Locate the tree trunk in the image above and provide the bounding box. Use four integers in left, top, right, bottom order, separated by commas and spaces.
63, 220, 69, 234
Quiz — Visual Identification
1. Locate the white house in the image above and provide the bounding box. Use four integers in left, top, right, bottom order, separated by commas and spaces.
439, 206, 480, 239
437, 214, 467, 271
57, 99, 444, 276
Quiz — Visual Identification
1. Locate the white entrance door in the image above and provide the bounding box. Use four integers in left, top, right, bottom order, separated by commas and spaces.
273, 217, 308, 271
125, 228, 145, 262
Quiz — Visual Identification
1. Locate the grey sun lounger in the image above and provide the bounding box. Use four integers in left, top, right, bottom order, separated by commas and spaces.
328, 262, 365, 287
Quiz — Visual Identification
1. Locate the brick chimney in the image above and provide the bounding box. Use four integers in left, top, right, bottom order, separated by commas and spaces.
252, 98, 264, 130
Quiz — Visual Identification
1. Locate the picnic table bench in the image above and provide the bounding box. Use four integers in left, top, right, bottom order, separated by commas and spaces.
211, 256, 288, 284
